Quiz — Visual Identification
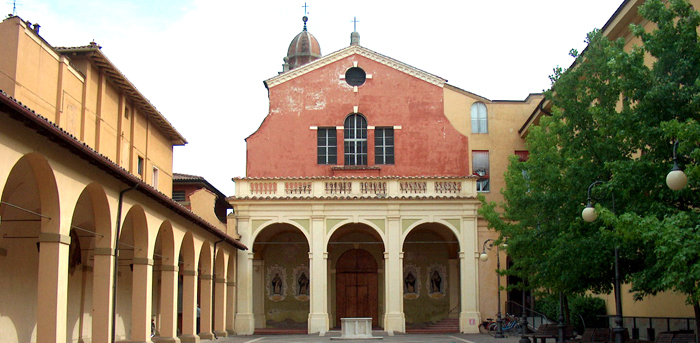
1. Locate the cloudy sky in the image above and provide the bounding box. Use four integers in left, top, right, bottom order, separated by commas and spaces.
11, 0, 624, 195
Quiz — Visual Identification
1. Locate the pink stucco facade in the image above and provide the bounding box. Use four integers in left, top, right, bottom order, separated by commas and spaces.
246, 52, 469, 178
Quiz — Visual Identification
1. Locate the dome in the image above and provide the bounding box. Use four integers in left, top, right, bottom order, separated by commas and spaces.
284, 16, 321, 71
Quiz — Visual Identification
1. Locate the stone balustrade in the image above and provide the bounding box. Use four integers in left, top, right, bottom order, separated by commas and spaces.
233, 177, 477, 199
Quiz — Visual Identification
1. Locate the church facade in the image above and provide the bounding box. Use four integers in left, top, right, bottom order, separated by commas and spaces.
230, 18, 543, 334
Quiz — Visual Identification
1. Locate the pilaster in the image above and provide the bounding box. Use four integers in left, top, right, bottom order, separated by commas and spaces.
158, 264, 180, 343
36, 232, 71, 343
213, 277, 228, 337
198, 273, 215, 340
180, 269, 199, 343
308, 214, 329, 334
459, 213, 481, 333
234, 251, 255, 335
91, 247, 114, 343
130, 258, 154, 343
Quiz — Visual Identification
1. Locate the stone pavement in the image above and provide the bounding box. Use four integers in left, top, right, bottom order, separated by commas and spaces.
209, 332, 526, 343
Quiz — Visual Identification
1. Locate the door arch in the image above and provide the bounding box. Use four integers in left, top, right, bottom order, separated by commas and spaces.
336, 249, 378, 328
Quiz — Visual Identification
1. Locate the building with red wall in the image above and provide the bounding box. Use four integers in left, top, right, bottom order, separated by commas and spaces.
230, 17, 542, 335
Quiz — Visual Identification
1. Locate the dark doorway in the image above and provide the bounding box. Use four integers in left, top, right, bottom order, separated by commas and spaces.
336, 249, 378, 327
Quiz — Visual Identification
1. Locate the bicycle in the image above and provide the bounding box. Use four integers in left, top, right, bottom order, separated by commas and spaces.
479, 318, 494, 334
487, 314, 522, 336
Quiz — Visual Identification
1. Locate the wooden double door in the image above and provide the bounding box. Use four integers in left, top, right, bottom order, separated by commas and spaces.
336, 249, 378, 328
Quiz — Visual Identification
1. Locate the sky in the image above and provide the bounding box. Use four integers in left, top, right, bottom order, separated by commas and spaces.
10, 0, 624, 195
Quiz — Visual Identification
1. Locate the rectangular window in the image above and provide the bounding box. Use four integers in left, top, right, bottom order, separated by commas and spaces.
152, 167, 159, 190
137, 156, 144, 177
472, 150, 490, 192
173, 190, 186, 202
317, 128, 337, 164
375, 127, 394, 164
125, 107, 130, 119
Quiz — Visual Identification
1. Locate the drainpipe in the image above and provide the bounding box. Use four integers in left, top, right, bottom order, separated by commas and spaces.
111, 184, 138, 343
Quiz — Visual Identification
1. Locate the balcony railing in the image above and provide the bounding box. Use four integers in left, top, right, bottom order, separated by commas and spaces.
233, 177, 477, 199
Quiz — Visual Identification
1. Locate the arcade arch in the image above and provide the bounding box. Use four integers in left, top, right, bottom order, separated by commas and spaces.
402, 222, 461, 327
252, 223, 310, 330
328, 223, 385, 328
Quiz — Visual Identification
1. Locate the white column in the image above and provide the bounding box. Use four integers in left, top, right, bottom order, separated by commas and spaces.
308, 215, 329, 334
234, 214, 255, 335
234, 251, 255, 334
459, 215, 480, 333
383, 214, 405, 333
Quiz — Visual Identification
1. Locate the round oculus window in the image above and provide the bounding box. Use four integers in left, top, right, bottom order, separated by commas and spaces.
345, 67, 366, 87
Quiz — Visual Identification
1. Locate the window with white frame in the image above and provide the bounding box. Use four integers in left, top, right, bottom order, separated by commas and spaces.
344, 114, 367, 165
317, 127, 337, 164
471, 102, 488, 133
472, 150, 490, 192
152, 167, 159, 190
375, 127, 394, 164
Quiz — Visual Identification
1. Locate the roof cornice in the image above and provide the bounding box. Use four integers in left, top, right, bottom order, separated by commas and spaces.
265, 45, 447, 88
0, 90, 245, 250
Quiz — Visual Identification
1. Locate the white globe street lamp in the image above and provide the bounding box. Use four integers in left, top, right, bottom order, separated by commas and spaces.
667, 141, 687, 191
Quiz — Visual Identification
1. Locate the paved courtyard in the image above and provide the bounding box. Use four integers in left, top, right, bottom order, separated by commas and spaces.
211, 332, 526, 343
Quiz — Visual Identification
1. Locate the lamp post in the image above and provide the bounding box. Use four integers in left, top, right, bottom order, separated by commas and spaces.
480, 238, 504, 338
520, 284, 531, 343
667, 140, 688, 191
582, 181, 624, 343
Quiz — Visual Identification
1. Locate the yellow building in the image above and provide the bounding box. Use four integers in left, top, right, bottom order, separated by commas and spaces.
0, 16, 246, 343
521, 0, 697, 335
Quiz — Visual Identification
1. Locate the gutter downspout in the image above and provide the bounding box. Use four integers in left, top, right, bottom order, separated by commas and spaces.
111, 184, 138, 343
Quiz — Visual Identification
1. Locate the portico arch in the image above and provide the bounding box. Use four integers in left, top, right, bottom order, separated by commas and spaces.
66, 183, 112, 343
0, 153, 60, 343
115, 205, 150, 341
153, 221, 177, 341
252, 222, 310, 331
328, 223, 385, 328
197, 241, 214, 339
178, 232, 197, 342
402, 222, 460, 329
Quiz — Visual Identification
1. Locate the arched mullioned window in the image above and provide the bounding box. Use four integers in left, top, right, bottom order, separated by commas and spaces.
344, 114, 367, 165
471, 102, 488, 133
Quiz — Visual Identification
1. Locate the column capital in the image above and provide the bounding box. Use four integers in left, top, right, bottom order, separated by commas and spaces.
200, 274, 213, 280
181, 269, 197, 276
161, 264, 178, 271
132, 257, 153, 266
39, 232, 71, 245
215, 277, 227, 283
93, 247, 114, 256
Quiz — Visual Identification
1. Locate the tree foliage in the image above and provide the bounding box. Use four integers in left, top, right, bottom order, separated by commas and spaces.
480, 0, 700, 325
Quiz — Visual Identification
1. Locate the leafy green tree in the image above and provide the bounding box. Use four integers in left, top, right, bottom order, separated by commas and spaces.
480, 0, 700, 330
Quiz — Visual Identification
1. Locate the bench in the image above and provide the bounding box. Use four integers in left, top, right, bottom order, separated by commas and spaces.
656, 332, 696, 343
526, 324, 576, 343
569, 328, 610, 343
